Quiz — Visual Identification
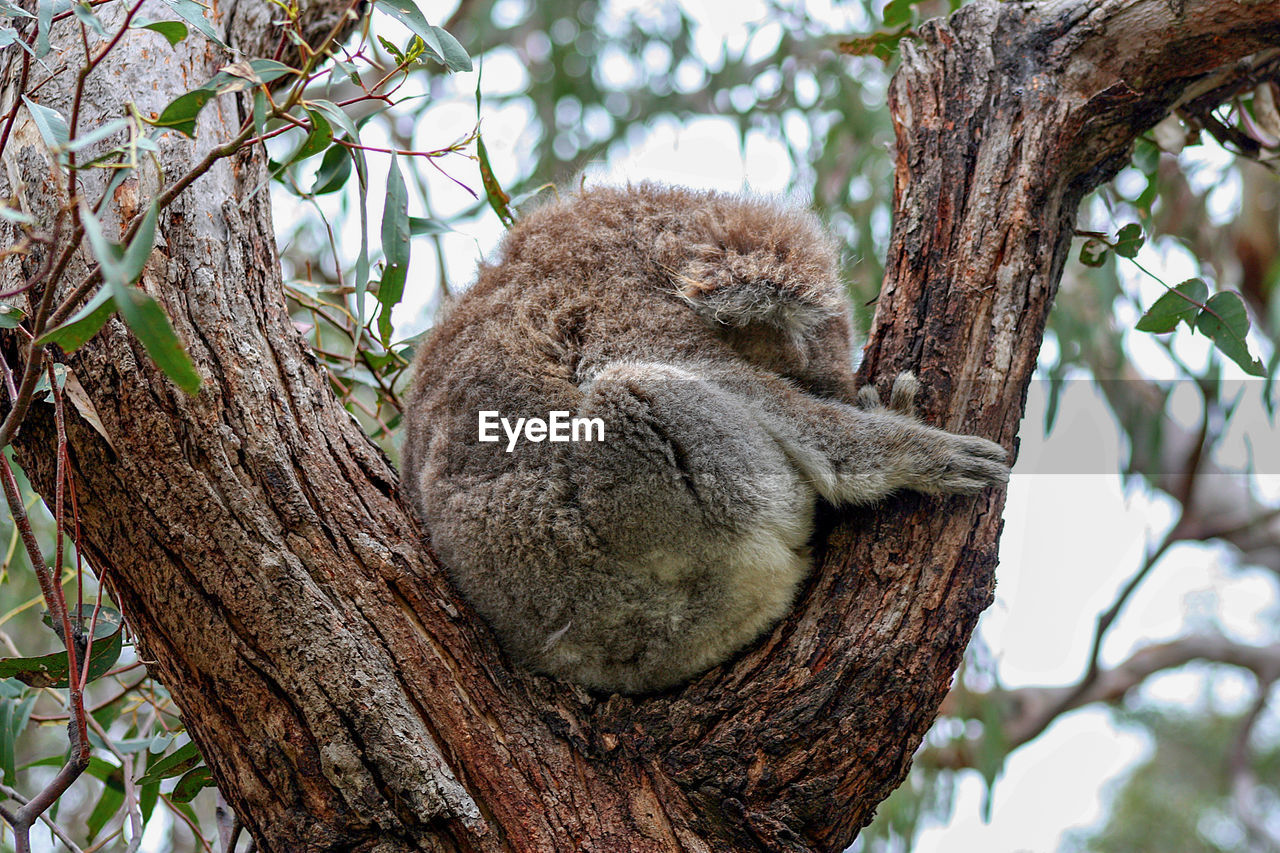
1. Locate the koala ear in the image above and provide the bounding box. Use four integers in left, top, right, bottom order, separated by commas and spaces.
670, 202, 845, 341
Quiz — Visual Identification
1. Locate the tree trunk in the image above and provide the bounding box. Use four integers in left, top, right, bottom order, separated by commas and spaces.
2, 0, 1277, 850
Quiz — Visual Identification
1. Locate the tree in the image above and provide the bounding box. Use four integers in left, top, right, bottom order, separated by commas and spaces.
1, 0, 1278, 850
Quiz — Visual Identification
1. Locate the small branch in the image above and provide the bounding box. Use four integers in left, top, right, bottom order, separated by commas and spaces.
927, 635, 1280, 771
0, 784, 86, 853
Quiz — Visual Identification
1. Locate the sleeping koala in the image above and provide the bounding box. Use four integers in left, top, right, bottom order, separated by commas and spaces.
401, 184, 1009, 694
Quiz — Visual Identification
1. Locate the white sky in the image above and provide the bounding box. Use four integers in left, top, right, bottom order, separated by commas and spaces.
266, 1, 1280, 851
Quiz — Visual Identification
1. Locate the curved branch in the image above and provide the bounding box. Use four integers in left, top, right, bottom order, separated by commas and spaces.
928, 634, 1280, 771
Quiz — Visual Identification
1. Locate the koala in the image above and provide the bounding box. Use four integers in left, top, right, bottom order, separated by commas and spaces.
401, 184, 1009, 694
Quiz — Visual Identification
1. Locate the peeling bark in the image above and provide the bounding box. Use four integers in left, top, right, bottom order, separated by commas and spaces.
2, 0, 1278, 850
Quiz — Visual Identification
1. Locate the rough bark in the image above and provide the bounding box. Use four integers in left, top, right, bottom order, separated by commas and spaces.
1, 0, 1278, 851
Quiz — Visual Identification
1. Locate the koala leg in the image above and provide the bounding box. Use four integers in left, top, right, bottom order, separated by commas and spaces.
536, 361, 818, 692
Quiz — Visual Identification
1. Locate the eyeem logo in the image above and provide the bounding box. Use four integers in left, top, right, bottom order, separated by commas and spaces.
478, 411, 606, 452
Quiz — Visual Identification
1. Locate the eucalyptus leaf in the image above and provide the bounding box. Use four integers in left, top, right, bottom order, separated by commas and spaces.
70, 2, 105, 34
133, 19, 188, 46
0, 0, 35, 19
284, 108, 332, 166
307, 98, 360, 142
0, 26, 37, 58
157, 0, 226, 47
311, 142, 353, 195
0, 302, 25, 329
34, 289, 116, 351
1113, 222, 1144, 259
35, 0, 49, 57
86, 782, 124, 842
152, 87, 216, 138
170, 765, 214, 803
62, 117, 129, 153
1195, 291, 1265, 377
428, 25, 471, 71
1135, 278, 1206, 334
113, 287, 203, 394
882, 0, 921, 27
135, 740, 202, 785
1078, 238, 1108, 268
0, 691, 35, 784
0, 622, 123, 688
0, 205, 35, 225
22, 95, 69, 149
378, 154, 410, 346
121, 201, 160, 284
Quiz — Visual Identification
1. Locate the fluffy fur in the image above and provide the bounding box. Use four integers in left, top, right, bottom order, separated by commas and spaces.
401, 184, 1009, 694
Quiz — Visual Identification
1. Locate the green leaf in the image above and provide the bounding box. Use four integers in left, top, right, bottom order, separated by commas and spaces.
353, 145, 371, 339
121, 201, 160, 284
409, 217, 450, 235
21, 95, 69, 150
32, 362, 66, 396
0, 26, 37, 58
62, 117, 129, 154
71, 2, 106, 35
134, 19, 188, 46
882, 0, 919, 27
0, 302, 26, 329
310, 142, 352, 195
43, 603, 122, 643
34, 288, 117, 351
86, 779, 125, 842
81, 209, 199, 392
135, 740, 202, 786
0, 624, 123, 688
0, 0, 35, 19
114, 287, 203, 394
477, 134, 514, 228
152, 87, 216, 138
1195, 291, 1265, 376
211, 58, 296, 92
374, 0, 470, 71
374, 0, 434, 51
1078, 238, 1108, 267
307, 99, 360, 141
149, 731, 174, 753
252, 87, 268, 141
378, 154, 410, 346
1135, 278, 1207, 333
170, 765, 214, 802
80, 205, 128, 287
0, 690, 36, 783
377, 33, 406, 65
157, 0, 226, 47
1113, 222, 1144, 258
139, 779, 160, 821
429, 25, 471, 72
284, 108, 332, 167
35, 0, 49, 57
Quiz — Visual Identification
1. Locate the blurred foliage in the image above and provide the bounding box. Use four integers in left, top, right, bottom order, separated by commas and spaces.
1067, 701, 1280, 852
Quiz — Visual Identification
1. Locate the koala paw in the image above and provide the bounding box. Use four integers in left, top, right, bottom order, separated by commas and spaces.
860, 372, 1010, 496
857, 372, 919, 417
923, 431, 1011, 494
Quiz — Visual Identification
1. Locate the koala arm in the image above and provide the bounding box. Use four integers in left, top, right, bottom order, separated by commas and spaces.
721, 370, 1010, 507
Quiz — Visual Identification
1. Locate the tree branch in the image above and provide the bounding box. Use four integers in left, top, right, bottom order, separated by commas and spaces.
928, 635, 1280, 770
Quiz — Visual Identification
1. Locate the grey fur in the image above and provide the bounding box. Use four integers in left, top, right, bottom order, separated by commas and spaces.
402, 184, 1009, 694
